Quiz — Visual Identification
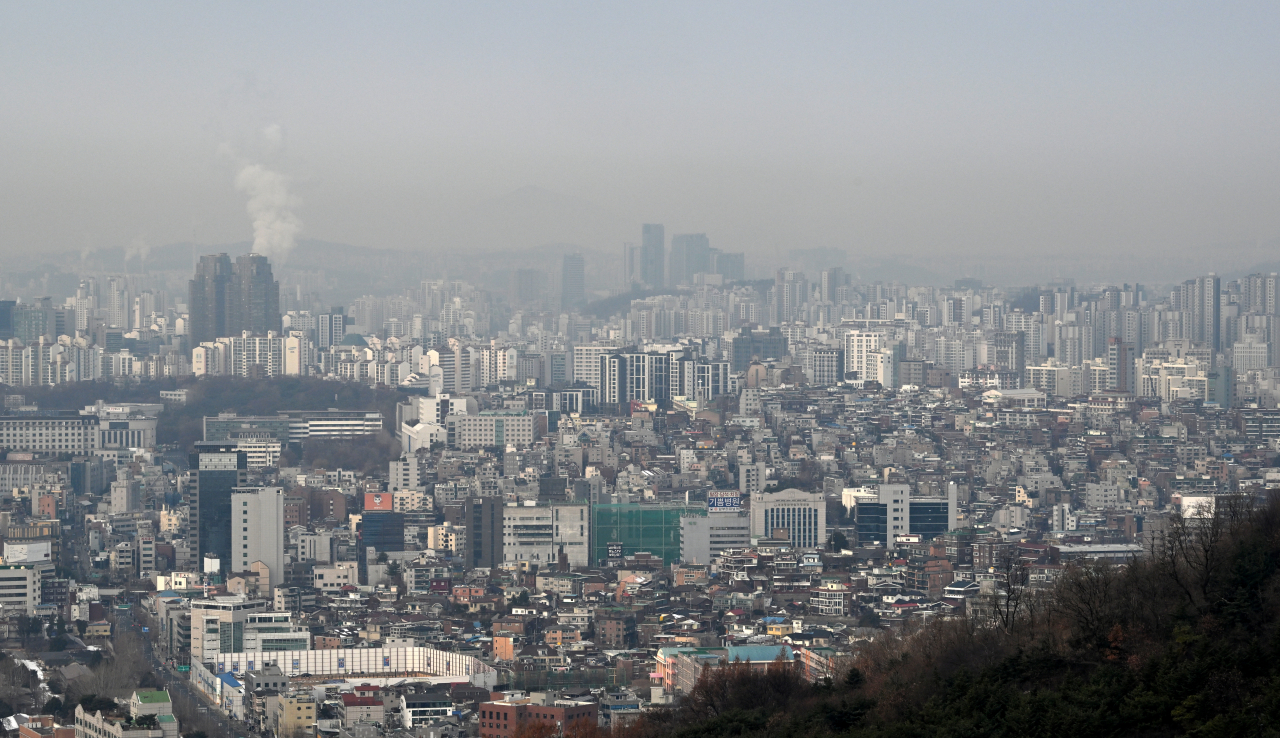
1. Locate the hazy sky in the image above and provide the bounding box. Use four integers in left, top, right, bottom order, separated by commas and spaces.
3, 2, 1279, 281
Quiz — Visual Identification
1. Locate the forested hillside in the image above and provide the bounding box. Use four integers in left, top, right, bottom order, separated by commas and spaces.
7, 376, 400, 457
636, 495, 1280, 738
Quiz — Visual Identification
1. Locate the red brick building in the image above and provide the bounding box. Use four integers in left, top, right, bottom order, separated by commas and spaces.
478, 699, 599, 738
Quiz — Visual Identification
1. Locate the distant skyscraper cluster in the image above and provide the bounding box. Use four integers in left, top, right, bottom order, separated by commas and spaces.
0, 229, 1277, 417
188, 253, 281, 345
627, 224, 745, 289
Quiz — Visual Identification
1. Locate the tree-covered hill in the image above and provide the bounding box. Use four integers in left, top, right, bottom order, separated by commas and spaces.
633, 495, 1280, 738
5, 376, 400, 454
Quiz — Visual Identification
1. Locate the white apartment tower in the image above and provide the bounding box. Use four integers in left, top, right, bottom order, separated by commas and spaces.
389, 457, 422, 491
844, 331, 882, 381
572, 344, 617, 390
739, 461, 768, 496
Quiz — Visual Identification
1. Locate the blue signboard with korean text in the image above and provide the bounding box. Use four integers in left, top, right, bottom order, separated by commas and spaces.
708, 491, 742, 509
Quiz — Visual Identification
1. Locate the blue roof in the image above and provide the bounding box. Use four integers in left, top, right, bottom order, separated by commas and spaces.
761, 617, 787, 623
217, 673, 242, 688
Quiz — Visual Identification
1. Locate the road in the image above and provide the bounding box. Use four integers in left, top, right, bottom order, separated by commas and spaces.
118, 607, 253, 738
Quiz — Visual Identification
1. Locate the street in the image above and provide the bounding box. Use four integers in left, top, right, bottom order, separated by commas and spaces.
119, 608, 252, 738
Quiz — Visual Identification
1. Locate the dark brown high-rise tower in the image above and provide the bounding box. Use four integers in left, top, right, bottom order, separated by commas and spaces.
188, 252, 281, 345
232, 253, 282, 336
188, 253, 234, 346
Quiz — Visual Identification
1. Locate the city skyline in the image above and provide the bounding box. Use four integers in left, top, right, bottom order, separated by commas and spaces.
2, 5, 1279, 735
3, 4, 1280, 283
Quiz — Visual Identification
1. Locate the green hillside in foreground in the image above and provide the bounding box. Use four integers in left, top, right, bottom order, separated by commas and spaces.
634, 495, 1280, 738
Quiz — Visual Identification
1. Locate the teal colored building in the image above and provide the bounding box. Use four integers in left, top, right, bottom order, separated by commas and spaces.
592, 503, 706, 565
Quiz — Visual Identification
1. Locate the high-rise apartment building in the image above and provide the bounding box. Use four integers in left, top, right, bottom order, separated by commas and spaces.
232, 254, 282, 336
0, 301, 14, 341
772, 269, 808, 323
668, 234, 711, 287
820, 267, 845, 303
640, 224, 665, 288
1200, 273, 1221, 353
1106, 337, 1137, 393
599, 351, 672, 406
983, 331, 1027, 373
460, 497, 503, 570
230, 487, 285, 588
189, 253, 281, 345
844, 331, 884, 380
317, 308, 347, 349
571, 344, 617, 389
561, 254, 585, 310
671, 355, 733, 400
713, 251, 745, 282
1179, 274, 1221, 352
189, 254, 234, 346
620, 243, 639, 289
106, 276, 131, 329
731, 327, 788, 371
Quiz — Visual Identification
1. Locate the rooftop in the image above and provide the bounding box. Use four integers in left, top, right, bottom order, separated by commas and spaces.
134, 691, 171, 704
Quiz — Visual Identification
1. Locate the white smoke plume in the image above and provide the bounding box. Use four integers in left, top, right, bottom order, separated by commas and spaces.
235, 162, 301, 263
124, 236, 151, 265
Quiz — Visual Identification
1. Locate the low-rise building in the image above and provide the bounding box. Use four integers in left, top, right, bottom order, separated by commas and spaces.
478, 698, 599, 738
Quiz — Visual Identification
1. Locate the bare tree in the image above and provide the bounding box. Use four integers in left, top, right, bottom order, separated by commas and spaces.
1053, 561, 1120, 650
0, 657, 43, 714
1151, 492, 1254, 617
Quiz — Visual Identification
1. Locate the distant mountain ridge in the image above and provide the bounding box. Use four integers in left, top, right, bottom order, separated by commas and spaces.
13, 235, 620, 305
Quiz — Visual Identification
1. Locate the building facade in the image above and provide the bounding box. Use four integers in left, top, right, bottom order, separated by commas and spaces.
749, 488, 826, 549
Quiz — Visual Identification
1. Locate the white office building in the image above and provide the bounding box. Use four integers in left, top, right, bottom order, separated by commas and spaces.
190, 596, 270, 663
0, 413, 99, 454
0, 565, 41, 615
680, 511, 751, 565
448, 411, 535, 450
502, 501, 590, 568
749, 487, 826, 549
231, 487, 285, 589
